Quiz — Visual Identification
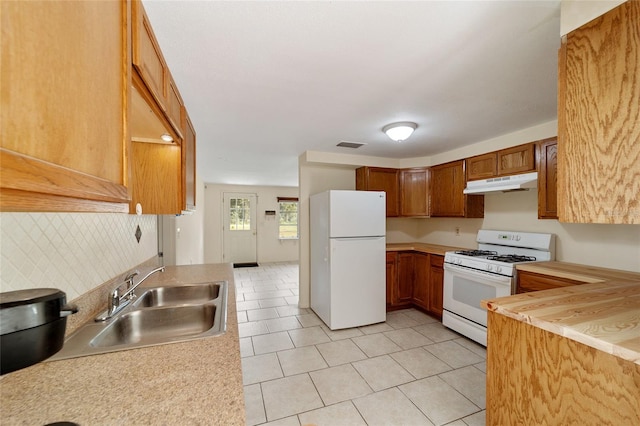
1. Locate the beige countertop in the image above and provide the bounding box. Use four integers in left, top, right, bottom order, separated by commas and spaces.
0, 264, 245, 425
483, 279, 640, 365
516, 260, 640, 283
386, 242, 465, 256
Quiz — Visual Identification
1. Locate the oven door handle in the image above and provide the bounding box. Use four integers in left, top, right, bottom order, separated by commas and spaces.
443, 263, 512, 286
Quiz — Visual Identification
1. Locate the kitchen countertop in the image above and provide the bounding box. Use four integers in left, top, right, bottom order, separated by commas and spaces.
516, 260, 640, 283
483, 279, 640, 365
0, 264, 245, 425
386, 242, 465, 256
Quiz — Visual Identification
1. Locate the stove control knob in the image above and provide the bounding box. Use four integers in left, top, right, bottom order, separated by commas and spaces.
486, 264, 493, 272
496, 266, 502, 273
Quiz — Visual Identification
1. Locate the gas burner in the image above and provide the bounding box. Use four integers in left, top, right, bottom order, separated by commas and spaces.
455, 250, 498, 257
486, 254, 537, 263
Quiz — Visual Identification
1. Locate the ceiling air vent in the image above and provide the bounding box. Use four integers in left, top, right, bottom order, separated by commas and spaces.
337, 140, 367, 149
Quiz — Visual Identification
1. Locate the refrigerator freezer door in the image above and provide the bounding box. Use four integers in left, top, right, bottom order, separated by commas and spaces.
326, 236, 386, 329
328, 191, 385, 238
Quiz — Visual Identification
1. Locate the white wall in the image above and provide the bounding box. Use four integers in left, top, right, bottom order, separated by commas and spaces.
560, 0, 625, 36
203, 183, 299, 264
161, 174, 206, 266
298, 156, 358, 307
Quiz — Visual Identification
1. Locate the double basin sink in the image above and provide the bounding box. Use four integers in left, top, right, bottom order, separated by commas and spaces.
50, 281, 228, 361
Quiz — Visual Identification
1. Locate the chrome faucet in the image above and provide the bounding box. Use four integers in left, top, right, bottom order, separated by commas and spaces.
96, 266, 165, 322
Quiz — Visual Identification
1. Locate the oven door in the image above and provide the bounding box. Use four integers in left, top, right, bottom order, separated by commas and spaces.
443, 263, 512, 327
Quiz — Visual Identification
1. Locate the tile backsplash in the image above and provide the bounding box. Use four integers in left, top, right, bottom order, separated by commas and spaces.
0, 213, 157, 300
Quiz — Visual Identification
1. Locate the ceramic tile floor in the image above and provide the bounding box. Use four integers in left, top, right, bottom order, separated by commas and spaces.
235, 262, 487, 426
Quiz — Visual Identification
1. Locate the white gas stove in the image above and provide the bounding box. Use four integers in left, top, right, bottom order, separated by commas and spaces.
442, 230, 555, 346
444, 230, 555, 279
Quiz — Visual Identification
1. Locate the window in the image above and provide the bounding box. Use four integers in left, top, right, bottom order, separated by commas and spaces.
278, 197, 298, 239
229, 197, 251, 231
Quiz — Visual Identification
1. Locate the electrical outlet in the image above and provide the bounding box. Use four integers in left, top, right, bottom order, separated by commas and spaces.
455, 227, 460, 236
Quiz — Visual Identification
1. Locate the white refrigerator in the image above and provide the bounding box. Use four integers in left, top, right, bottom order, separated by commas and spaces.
310, 190, 386, 330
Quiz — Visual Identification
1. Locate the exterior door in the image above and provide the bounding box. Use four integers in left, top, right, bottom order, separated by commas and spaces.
223, 193, 257, 265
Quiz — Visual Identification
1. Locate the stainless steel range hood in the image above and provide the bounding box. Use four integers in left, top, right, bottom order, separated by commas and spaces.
463, 171, 538, 194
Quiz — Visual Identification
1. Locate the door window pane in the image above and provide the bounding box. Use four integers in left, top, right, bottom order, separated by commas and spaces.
229, 197, 251, 230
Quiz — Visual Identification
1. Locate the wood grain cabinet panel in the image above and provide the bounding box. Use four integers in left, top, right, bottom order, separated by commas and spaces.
412, 253, 430, 310
537, 138, 558, 219
516, 270, 586, 294
497, 143, 536, 176
167, 74, 185, 138
0, 0, 130, 212
428, 255, 444, 318
400, 168, 429, 216
132, 0, 167, 110
430, 160, 484, 218
130, 142, 182, 215
396, 253, 415, 307
386, 252, 398, 309
356, 167, 400, 217
558, 1, 640, 224
487, 311, 640, 425
183, 112, 197, 211
466, 153, 497, 181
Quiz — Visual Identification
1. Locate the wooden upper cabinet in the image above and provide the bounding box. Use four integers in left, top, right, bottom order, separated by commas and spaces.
356, 167, 399, 217
430, 160, 484, 218
130, 141, 182, 215
537, 138, 558, 219
466, 153, 497, 181
132, 0, 167, 110
0, 0, 130, 212
497, 143, 536, 176
558, 1, 640, 224
466, 143, 536, 181
167, 74, 185, 138
183, 112, 197, 211
400, 168, 429, 216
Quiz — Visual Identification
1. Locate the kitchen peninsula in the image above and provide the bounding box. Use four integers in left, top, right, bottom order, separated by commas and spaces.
484, 279, 640, 424
0, 264, 245, 425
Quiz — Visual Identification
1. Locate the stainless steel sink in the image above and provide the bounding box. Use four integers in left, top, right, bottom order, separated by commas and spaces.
91, 304, 217, 348
48, 281, 227, 361
133, 282, 220, 307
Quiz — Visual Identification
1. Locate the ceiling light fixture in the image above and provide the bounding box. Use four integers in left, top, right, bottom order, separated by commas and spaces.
382, 121, 417, 143
161, 133, 174, 143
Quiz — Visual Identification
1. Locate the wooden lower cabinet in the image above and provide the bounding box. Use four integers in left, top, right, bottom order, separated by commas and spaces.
428, 255, 444, 318
385, 252, 398, 309
411, 253, 430, 310
487, 311, 640, 425
387, 251, 444, 319
516, 270, 586, 294
395, 252, 415, 307
430, 160, 484, 218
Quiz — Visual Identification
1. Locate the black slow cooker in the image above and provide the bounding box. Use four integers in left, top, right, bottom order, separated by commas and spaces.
0, 288, 77, 375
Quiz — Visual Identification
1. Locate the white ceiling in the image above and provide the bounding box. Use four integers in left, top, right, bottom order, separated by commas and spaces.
142, 0, 561, 188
